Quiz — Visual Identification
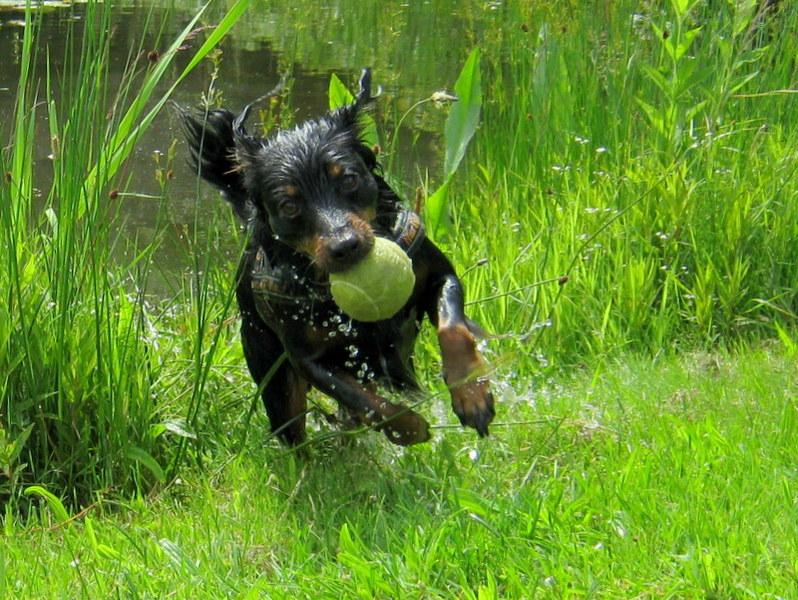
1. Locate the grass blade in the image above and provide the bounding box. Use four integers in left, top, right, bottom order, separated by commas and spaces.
426, 48, 482, 239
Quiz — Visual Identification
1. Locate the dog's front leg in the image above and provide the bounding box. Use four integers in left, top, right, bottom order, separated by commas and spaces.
433, 274, 495, 436
297, 359, 431, 446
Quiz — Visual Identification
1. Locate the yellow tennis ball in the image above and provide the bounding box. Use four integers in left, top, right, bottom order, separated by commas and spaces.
329, 237, 416, 321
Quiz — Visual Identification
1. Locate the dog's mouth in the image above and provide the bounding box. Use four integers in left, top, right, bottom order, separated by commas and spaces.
315, 227, 375, 274
285, 212, 375, 274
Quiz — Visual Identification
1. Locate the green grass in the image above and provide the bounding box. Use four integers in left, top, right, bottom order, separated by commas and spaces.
3, 346, 796, 598
439, 0, 798, 366
0, 1, 250, 504
3, 0, 798, 597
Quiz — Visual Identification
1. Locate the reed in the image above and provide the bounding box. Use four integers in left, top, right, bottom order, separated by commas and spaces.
0, 1, 250, 507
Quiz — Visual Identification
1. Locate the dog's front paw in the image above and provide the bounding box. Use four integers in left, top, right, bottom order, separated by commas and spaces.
451, 378, 495, 437
377, 409, 431, 446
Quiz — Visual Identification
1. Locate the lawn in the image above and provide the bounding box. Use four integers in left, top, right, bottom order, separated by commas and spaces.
4, 347, 797, 598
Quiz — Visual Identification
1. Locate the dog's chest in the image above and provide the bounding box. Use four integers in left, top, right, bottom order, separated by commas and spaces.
251, 248, 416, 350
245, 236, 425, 388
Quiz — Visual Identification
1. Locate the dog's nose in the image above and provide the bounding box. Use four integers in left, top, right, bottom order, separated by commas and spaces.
321, 228, 374, 273
317, 212, 375, 273
329, 232, 363, 262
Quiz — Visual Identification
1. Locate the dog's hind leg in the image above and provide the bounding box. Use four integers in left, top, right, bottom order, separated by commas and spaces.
241, 317, 309, 446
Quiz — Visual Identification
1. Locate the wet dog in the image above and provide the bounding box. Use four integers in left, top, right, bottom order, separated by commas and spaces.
181, 69, 494, 446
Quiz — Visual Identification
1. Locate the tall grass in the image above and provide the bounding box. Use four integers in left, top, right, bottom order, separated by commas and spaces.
0, 2, 249, 507
448, 0, 798, 367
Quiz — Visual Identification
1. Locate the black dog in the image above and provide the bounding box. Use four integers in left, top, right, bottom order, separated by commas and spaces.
181, 69, 494, 446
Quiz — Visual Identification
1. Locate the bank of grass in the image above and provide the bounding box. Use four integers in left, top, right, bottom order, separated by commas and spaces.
2, 346, 796, 599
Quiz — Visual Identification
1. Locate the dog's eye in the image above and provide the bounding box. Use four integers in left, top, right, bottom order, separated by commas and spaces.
340, 173, 359, 192
279, 199, 301, 219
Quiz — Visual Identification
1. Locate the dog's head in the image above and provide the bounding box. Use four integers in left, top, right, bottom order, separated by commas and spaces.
183, 69, 390, 273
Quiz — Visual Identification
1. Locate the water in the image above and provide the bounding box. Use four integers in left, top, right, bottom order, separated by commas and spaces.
0, 0, 491, 290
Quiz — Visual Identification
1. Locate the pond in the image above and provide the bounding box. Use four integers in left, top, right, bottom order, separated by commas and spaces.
0, 0, 510, 292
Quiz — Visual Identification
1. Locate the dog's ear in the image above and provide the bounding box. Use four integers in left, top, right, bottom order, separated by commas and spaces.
180, 107, 241, 192
353, 68, 376, 110
232, 105, 263, 163
327, 69, 375, 132
179, 105, 261, 221
327, 68, 381, 170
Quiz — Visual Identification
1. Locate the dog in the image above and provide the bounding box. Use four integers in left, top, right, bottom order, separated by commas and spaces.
181, 69, 494, 447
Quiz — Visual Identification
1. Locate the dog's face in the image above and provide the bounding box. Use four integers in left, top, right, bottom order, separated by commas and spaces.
239, 118, 380, 273
217, 86, 386, 273
181, 70, 384, 274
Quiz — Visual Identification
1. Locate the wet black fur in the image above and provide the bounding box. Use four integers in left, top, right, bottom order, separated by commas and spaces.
180, 69, 494, 446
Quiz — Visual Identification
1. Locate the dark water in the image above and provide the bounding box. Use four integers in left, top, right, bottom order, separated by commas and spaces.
0, 1, 500, 291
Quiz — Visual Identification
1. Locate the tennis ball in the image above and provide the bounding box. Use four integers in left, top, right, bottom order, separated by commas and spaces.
329, 237, 416, 322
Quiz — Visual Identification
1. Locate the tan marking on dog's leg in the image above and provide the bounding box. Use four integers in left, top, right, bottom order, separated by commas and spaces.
438, 323, 495, 435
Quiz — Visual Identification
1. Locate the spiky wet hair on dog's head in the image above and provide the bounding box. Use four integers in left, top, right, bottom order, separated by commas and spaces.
181, 69, 382, 222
